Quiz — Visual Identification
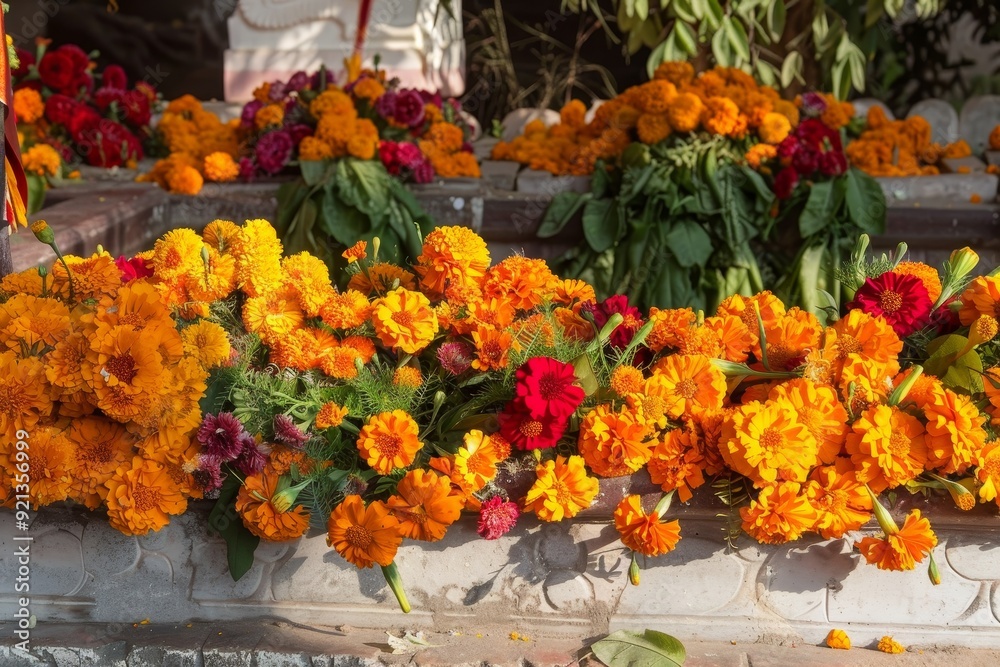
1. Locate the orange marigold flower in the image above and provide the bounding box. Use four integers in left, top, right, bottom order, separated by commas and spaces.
653, 61, 694, 87
614, 495, 682, 557
721, 398, 819, 486
319, 289, 371, 330
152, 228, 203, 282
560, 99, 587, 128
25, 426, 74, 508
769, 379, 848, 464
991, 124, 1000, 151
342, 240, 367, 264
315, 401, 349, 430
701, 96, 741, 136
281, 252, 334, 317
482, 255, 558, 311
855, 509, 937, 571
357, 410, 422, 474
165, 164, 204, 195
450, 430, 502, 494
236, 468, 310, 541
299, 136, 334, 161
471, 325, 515, 371
352, 76, 386, 101
648, 354, 727, 419
319, 346, 361, 380
636, 113, 672, 145
231, 219, 285, 298
553, 279, 596, 310
348, 262, 417, 294
740, 481, 818, 544
578, 404, 653, 477
877, 636, 905, 654
826, 629, 851, 650
386, 469, 463, 541
845, 403, 926, 492
893, 261, 942, 303
393, 366, 423, 388
371, 287, 438, 354
745, 143, 777, 169
975, 439, 1000, 506
23, 144, 61, 177
717, 291, 786, 334
68, 416, 135, 509
666, 93, 704, 133
830, 309, 902, 379
923, 386, 987, 475
203, 152, 239, 182
415, 226, 491, 298
647, 428, 706, 502
327, 495, 402, 568
340, 334, 376, 363
646, 307, 696, 353
804, 458, 872, 539
105, 456, 188, 535
524, 455, 599, 522
758, 112, 792, 145
610, 365, 645, 397
958, 275, 1000, 326
13, 88, 44, 123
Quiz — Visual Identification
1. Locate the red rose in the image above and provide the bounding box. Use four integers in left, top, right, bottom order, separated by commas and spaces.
44, 94, 81, 126
59, 45, 91, 73
514, 356, 585, 421
102, 64, 128, 90
773, 168, 799, 200
498, 399, 567, 451
848, 272, 932, 338
38, 50, 76, 90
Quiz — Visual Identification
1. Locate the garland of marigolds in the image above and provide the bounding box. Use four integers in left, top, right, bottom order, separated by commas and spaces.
3, 216, 1000, 610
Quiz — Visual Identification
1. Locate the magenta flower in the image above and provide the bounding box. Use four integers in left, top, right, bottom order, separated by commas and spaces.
477, 496, 519, 540
255, 131, 294, 174
197, 412, 245, 460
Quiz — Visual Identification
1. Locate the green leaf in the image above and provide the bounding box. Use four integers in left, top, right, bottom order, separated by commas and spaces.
718, 166, 757, 247
673, 0, 699, 23
572, 352, 600, 397
844, 168, 886, 234
300, 160, 331, 186
591, 629, 686, 667
199, 367, 238, 416
320, 186, 370, 246
675, 22, 698, 56
711, 25, 732, 66
665, 220, 713, 268
704, 0, 724, 29
335, 158, 390, 219
724, 17, 751, 62
538, 192, 587, 238
766, 0, 786, 40
208, 474, 260, 582
924, 335, 984, 394
582, 198, 621, 253
799, 180, 838, 237
780, 51, 803, 88
26, 173, 46, 214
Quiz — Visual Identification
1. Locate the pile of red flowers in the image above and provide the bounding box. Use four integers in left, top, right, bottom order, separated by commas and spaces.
773, 94, 850, 199
13, 40, 158, 168
499, 357, 586, 450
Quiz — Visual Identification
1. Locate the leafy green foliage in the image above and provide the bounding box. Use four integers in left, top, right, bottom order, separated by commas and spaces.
208, 473, 259, 581
591, 629, 686, 667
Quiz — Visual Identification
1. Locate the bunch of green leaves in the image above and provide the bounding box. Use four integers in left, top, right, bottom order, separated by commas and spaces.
563, 0, 945, 97
274, 158, 434, 276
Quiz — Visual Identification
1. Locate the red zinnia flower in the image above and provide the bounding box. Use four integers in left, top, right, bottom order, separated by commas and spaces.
849, 272, 932, 338
115, 255, 153, 283
477, 495, 519, 540
587, 295, 645, 349
514, 356, 585, 420
498, 399, 566, 451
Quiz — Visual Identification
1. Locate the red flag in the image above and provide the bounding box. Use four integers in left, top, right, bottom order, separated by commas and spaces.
1, 8, 28, 229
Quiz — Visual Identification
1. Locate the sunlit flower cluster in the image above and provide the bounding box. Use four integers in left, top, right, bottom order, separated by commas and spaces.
846, 105, 973, 177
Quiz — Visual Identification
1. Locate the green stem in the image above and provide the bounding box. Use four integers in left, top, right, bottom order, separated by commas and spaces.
381, 561, 411, 613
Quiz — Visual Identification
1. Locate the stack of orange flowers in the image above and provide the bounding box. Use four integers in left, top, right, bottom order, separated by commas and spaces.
846, 106, 974, 177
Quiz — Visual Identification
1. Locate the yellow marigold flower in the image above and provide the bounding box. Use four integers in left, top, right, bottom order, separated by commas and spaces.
415, 226, 491, 298
342, 240, 367, 264
236, 468, 310, 541
327, 495, 401, 569
923, 385, 986, 475
386, 469, 463, 542
745, 143, 777, 169
181, 320, 231, 368
51, 252, 122, 301
242, 289, 304, 345
254, 103, 284, 130
578, 404, 653, 478
13, 88, 44, 123
971, 315, 998, 346
758, 112, 791, 145
877, 636, 905, 654
648, 354, 727, 419
320, 289, 371, 330
231, 219, 284, 298
315, 401, 349, 430
614, 495, 681, 557
282, 252, 334, 317
372, 287, 438, 354
357, 410, 423, 474
471, 325, 515, 371
893, 261, 942, 303
393, 366, 423, 388
203, 152, 239, 182
804, 458, 872, 539
452, 430, 502, 494
646, 428, 706, 502
2, 293, 71, 351
185, 249, 237, 303
105, 456, 188, 535
856, 509, 937, 571
740, 480, 817, 544
610, 365, 645, 397
666, 92, 704, 133
166, 164, 204, 195
525, 455, 599, 522
720, 399, 819, 486
975, 439, 1000, 506
958, 275, 1000, 326
352, 76, 386, 101
23, 144, 61, 177
825, 629, 851, 650
299, 136, 334, 161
